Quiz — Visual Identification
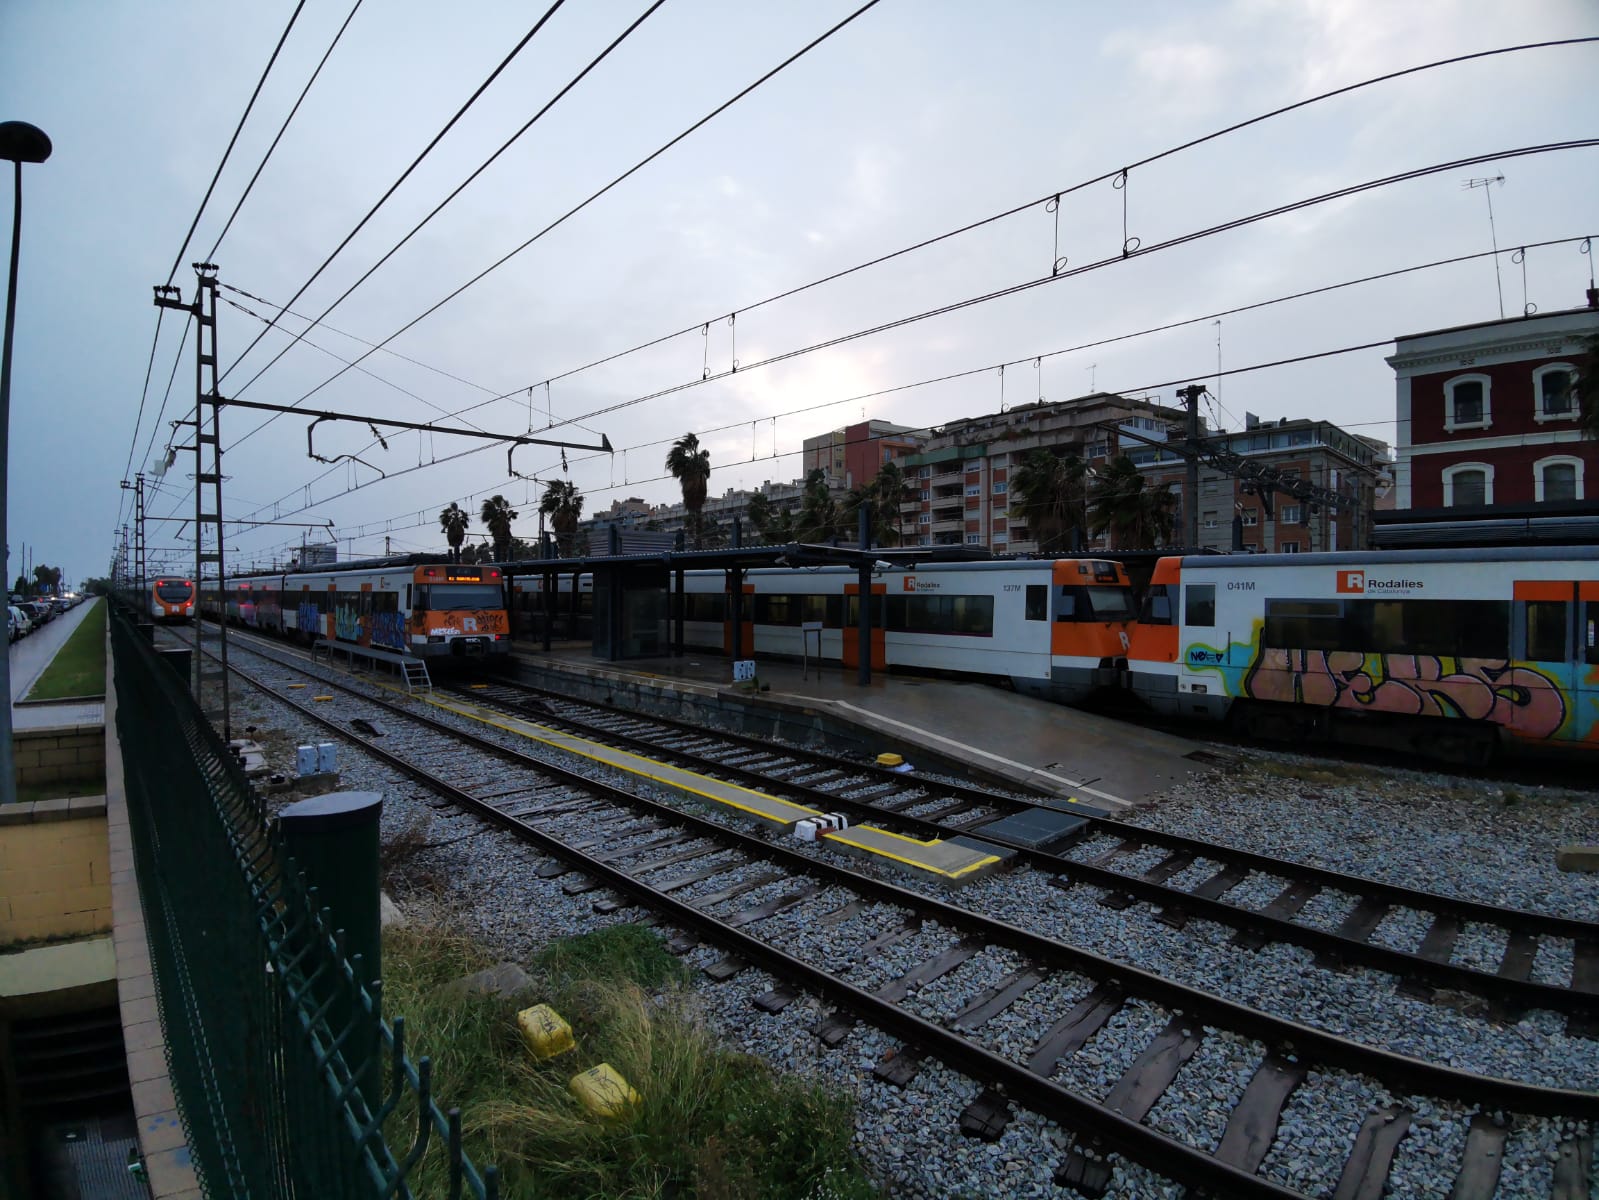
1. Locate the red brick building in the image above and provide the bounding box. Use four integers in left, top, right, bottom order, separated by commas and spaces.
1388, 306, 1597, 511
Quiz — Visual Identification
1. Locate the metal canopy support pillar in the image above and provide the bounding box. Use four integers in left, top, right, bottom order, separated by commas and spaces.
857, 504, 872, 686
133, 473, 146, 600
729, 566, 744, 663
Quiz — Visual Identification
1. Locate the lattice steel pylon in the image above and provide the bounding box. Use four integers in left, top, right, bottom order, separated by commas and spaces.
153, 264, 231, 740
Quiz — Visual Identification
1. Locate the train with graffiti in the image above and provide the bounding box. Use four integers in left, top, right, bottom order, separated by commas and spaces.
1125, 547, 1599, 762
207, 556, 512, 660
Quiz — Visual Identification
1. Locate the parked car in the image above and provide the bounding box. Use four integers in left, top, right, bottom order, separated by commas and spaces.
9, 605, 31, 641
23, 601, 51, 626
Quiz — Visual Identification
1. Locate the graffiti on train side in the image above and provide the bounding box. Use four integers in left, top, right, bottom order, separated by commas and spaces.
1181, 631, 1576, 741
296, 602, 322, 637
331, 603, 408, 650
1242, 648, 1568, 739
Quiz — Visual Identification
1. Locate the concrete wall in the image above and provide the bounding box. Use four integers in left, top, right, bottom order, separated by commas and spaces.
13, 724, 106, 789
0, 797, 112, 946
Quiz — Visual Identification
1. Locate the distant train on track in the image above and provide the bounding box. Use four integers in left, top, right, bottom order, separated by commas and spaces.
147, 576, 196, 622
1127, 547, 1599, 762
203, 556, 512, 660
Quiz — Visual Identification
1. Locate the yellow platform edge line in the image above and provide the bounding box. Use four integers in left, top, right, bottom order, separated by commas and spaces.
423, 693, 826, 826
823, 832, 1001, 880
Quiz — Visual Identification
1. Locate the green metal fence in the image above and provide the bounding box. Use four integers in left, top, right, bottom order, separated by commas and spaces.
111, 605, 499, 1198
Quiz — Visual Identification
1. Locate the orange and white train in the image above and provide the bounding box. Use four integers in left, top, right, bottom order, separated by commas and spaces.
669, 558, 1137, 703
211, 557, 512, 660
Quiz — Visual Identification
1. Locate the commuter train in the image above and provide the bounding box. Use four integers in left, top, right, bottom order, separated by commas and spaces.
515, 558, 1137, 704
206, 557, 512, 659
149, 576, 196, 622
1126, 547, 1599, 762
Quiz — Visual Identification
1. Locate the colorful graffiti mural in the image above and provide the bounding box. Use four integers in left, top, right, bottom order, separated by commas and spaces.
1183, 626, 1578, 744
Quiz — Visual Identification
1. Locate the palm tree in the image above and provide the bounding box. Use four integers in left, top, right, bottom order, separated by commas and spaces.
873, 461, 912, 546
480, 495, 519, 562
438, 502, 470, 562
1088, 455, 1177, 549
665, 433, 712, 548
538, 480, 584, 557
795, 469, 839, 543
1008, 448, 1087, 555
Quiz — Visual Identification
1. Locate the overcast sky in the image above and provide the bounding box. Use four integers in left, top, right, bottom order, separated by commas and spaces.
3, 0, 1596, 585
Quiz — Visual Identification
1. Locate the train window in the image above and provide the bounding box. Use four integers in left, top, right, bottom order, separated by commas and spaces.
1055, 591, 1077, 620
1264, 600, 1343, 650
884, 595, 992, 636
1140, 585, 1172, 626
756, 594, 796, 625
845, 595, 886, 628
1524, 600, 1568, 662
1587, 603, 1598, 666
1185, 584, 1215, 628
155, 581, 192, 600
432, 584, 502, 610
413, 585, 429, 611
683, 594, 727, 622
1085, 586, 1134, 620
1025, 585, 1047, 621
800, 595, 832, 625
1453, 601, 1511, 658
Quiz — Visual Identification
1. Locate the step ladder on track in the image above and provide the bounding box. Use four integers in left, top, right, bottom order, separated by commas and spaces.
402, 659, 432, 695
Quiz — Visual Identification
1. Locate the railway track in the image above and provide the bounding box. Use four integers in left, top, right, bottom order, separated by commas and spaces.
431, 676, 1599, 1037
196, 631, 1596, 1198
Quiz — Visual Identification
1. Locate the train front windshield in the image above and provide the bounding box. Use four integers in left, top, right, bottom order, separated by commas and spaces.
155, 581, 193, 601
415, 584, 502, 611
1058, 584, 1135, 620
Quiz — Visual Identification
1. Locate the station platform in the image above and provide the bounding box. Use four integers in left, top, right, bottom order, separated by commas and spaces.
503, 644, 1206, 811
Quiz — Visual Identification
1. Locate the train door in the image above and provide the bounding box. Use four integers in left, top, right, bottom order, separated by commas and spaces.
841, 582, 886, 671
1512, 581, 1581, 747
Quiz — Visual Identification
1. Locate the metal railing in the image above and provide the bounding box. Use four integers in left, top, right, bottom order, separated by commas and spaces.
111, 605, 499, 1198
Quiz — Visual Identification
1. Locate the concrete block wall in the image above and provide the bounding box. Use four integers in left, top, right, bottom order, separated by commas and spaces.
0, 798, 112, 945
13, 724, 107, 789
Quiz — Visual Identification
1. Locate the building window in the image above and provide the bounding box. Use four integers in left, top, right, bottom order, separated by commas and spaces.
992, 480, 1008, 494
1241, 509, 1259, 527
1533, 364, 1577, 423
991, 453, 1008, 468
1534, 455, 1583, 502
919, 513, 932, 525
920, 489, 930, 501
1280, 505, 1301, 524
919, 466, 931, 478
965, 484, 981, 496
1202, 511, 1217, 529
966, 533, 983, 544
1442, 462, 1493, 507
993, 533, 1008, 545
1280, 541, 1300, 553
1444, 374, 1491, 431
964, 459, 984, 472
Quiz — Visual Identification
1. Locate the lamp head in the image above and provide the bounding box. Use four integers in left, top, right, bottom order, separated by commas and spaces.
0, 122, 52, 165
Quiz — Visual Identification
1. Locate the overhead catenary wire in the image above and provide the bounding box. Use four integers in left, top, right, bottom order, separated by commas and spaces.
152, 36, 1592, 525
199, 216, 1594, 538
121, 0, 309, 524
222, 0, 889, 450
201, 235, 1586, 559
215, 0, 571, 388
204, 0, 367, 262
221, 0, 665, 402
163, 1, 307, 287
483, 37, 1599, 407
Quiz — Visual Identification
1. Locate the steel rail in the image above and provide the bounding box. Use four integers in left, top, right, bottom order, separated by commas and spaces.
205, 639, 1599, 1128
444, 678, 1599, 1022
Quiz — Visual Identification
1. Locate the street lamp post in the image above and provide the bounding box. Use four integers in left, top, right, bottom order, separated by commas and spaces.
1, 121, 53, 807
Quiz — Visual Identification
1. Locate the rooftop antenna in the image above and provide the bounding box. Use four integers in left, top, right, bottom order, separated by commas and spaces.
1463, 175, 1506, 318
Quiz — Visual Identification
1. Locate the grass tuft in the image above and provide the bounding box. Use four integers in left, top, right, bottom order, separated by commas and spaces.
381, 922, 873, 1199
